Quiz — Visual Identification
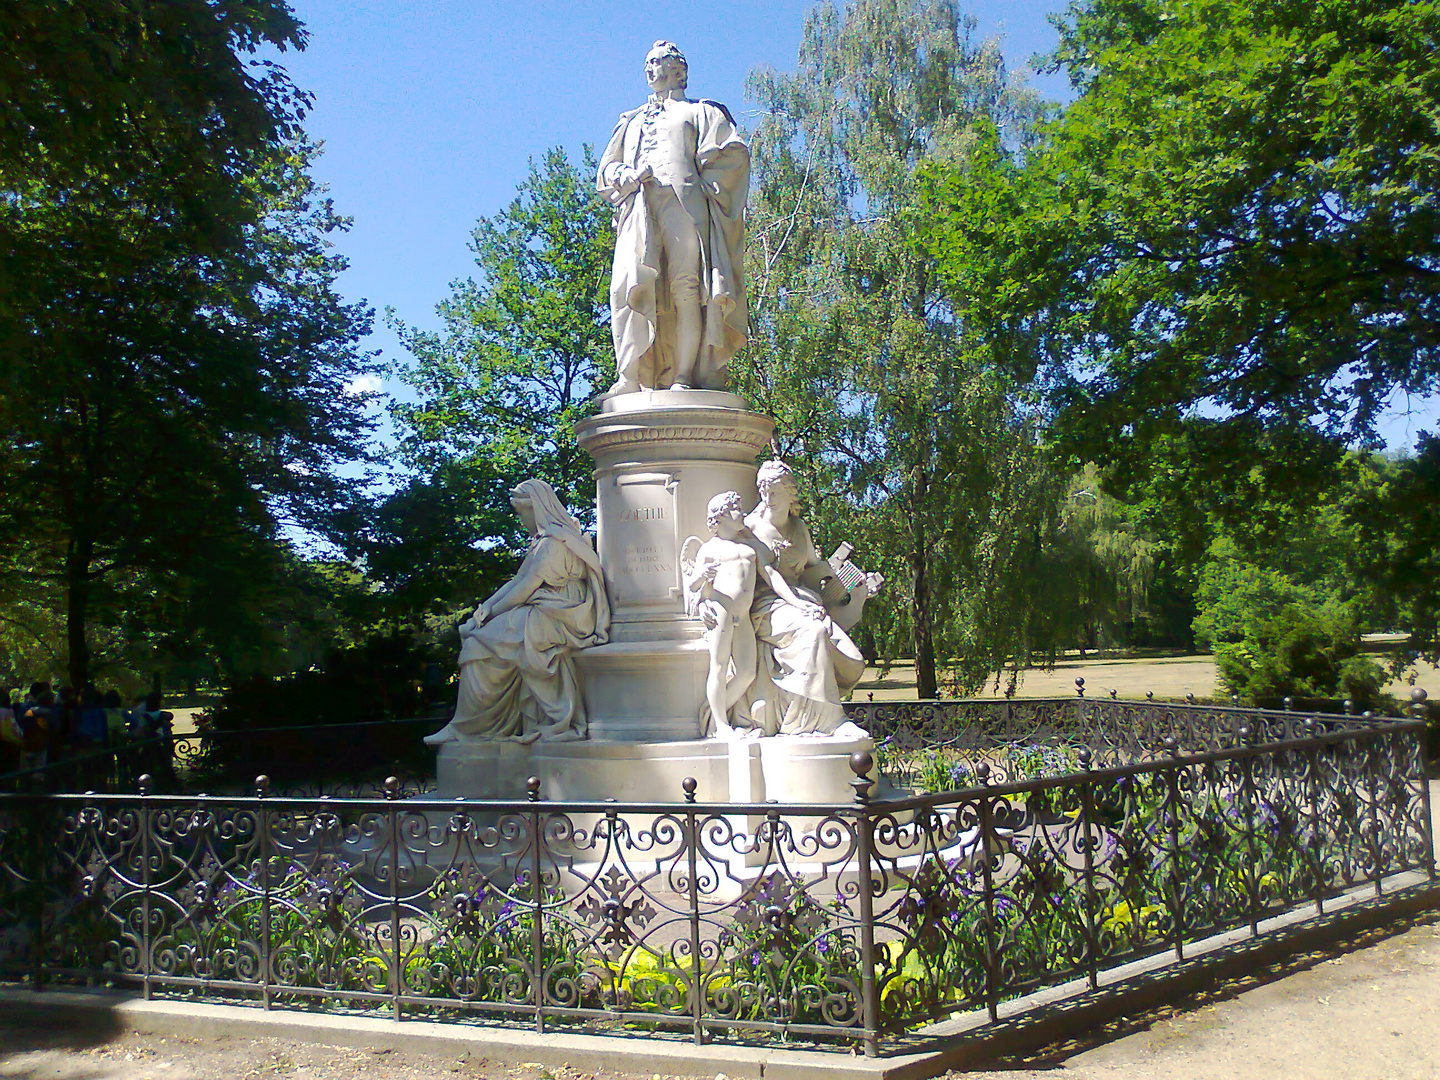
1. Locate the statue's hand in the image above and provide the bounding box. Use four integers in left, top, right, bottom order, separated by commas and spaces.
616, 164, 652, 198
472, 602, 492, 626
701, 562, 719, 583
865, 572, 886, 595
800, 601, 826, 622
700, 602, 720, 631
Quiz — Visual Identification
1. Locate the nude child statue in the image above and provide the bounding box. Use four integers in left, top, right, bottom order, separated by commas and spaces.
683, 491, 759, 737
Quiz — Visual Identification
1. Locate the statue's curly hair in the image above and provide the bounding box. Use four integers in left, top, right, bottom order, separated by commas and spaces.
756, 459, 794, 493
706, 489, 745, 529
645, 40, 688, 86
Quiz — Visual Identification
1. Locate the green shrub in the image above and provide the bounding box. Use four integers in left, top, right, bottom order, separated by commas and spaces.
1194, 541, 1385, 704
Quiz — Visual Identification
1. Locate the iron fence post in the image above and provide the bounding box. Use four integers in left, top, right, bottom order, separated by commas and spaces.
1302, 721, 1325, 917
385, 776, 402, 1022
682, 777, 705, 1045
1077, 748, 1099, 992
850, 751, 879, 1057
138, 773, 154, 1000
1163, 738, 1185, 962
1412, 690, 1435, 880
1237, 731, 1260, 938
1365, 732, 1383, 898
28, 794, 47, 991
976, 762, 999, 1024
255, 776, 272, 1010
527, 776, 545, 1034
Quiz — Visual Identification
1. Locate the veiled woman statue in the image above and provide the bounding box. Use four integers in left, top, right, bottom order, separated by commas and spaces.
744, 461, 868, 736
424, 480, 610, 746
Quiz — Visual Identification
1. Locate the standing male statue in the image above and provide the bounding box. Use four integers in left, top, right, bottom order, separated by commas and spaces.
599, 41, 750, 395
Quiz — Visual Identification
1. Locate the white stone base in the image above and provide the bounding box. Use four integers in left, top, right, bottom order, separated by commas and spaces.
433, 732, 871, 805
573, 639, 710, 742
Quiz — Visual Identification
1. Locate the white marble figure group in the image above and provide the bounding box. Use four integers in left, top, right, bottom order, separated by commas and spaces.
422, 45, 883, 752
682, 461, 883, 739
423, 481, 610, 747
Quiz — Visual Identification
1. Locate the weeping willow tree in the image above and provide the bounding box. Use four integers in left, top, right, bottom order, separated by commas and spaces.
737, 0, 1087, 696
1059, 465, 1157, 655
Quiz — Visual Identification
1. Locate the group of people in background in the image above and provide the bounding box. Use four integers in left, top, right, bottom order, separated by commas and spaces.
0, 682, 174, 776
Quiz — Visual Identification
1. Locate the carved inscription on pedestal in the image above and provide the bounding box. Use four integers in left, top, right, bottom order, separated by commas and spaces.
605, 473, 680, 607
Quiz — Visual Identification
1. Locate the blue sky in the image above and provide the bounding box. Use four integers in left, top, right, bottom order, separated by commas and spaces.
281, 0, 1436, 451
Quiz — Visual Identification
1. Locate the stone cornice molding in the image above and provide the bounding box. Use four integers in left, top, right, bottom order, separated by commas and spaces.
576, 407, 774, 464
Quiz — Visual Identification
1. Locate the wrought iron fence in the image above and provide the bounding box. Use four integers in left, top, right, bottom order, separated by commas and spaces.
851, 693, 1413, 790
0, 708, 1430, 1056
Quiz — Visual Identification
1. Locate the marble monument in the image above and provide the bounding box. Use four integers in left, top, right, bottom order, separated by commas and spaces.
429, 43, 883, 807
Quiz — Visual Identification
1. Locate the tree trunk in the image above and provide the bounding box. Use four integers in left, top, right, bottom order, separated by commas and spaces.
912, 549, 938, 700
65, 536, 93, 691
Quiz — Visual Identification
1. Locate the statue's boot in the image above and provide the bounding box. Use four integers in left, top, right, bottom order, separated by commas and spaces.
600, 378, 640, 399
423, 723, 460, 746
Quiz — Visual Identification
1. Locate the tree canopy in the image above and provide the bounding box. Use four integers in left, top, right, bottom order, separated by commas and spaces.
1, 4, 376, 692
741, 0, 1090, 696
389, 147, 614, 544
924, 0, 1440, 468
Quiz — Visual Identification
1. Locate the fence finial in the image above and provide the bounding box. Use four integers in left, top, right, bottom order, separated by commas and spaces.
526, 776, 542, 802
1075, 677, 1085, 698
682, 776, 698, 803
849, 751, 874, 804
137, 774, 153, 796
1411, 687, 1428, 720
254, 775, 270, 798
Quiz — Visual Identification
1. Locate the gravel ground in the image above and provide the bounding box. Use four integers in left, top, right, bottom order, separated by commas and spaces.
2, 912, 1437, 1080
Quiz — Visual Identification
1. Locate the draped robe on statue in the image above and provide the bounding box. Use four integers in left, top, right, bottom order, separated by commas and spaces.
598, 95, 749, 390
744, 514, 867, 736
448, 483, 611, 742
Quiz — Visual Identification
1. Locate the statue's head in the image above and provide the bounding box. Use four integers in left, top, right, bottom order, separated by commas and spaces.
756, 459, 797, 499
645, 40, 688, 92
706, 490, 745, 532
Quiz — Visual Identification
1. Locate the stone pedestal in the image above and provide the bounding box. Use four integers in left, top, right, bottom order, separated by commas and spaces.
573, 389, 773, 741
434, 732, 872, 805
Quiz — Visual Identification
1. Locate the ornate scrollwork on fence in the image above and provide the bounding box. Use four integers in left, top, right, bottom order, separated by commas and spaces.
0, 710, 1430, 1057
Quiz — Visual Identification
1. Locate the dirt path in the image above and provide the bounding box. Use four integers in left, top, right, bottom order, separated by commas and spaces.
985, 912, 1440, 1080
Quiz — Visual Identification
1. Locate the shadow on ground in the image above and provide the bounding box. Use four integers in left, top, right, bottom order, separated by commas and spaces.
977, 908, 1440, 1072
0, 1010, 126, 1079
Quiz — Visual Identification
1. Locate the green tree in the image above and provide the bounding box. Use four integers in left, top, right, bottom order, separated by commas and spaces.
390, 146, 615, 545
1, 0, 311, 373
1057, 465, 1155, 654
925, 0, 1440, 472
1346, 436, 1440, 664
357, 468, 519, 628
2, 128, 376, 691
1193, 536, 1385, 705
742, 0, 1070, 697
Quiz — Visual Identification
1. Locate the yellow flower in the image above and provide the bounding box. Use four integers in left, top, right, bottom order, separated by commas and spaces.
1101, 900, 1165, 935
